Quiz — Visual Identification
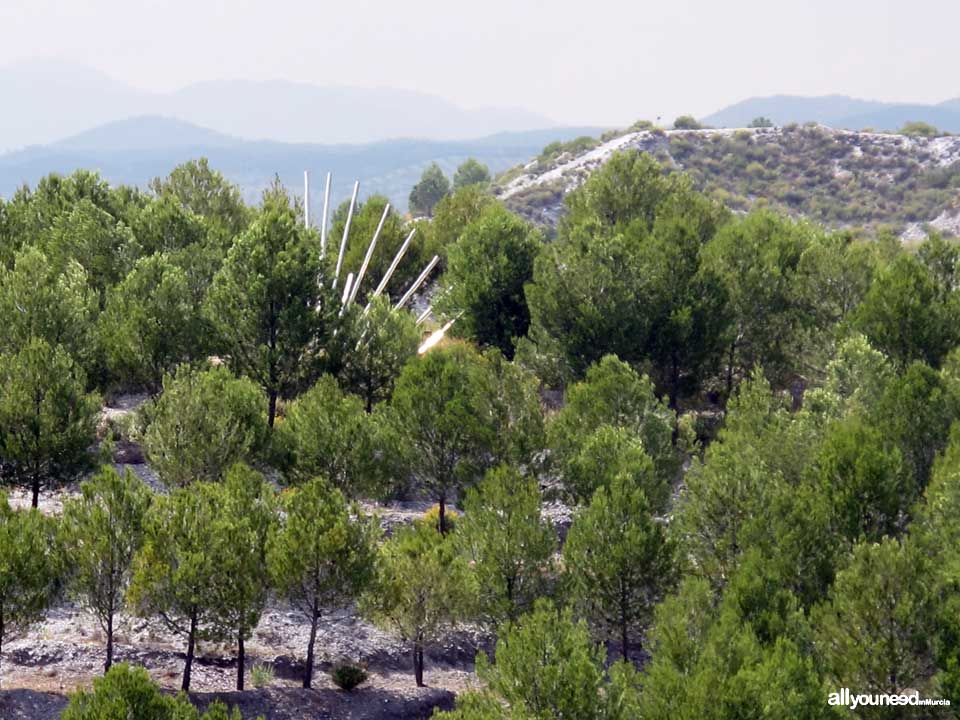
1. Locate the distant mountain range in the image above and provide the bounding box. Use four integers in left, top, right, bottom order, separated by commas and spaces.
702, 94, 960, 132
0, 115, 603, 210
0, 60, 557, 153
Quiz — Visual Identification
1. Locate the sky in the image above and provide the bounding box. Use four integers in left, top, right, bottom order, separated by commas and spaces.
1, 0, 958, 127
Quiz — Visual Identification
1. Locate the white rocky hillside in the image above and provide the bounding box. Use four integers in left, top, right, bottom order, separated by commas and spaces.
494, 124, 960, 238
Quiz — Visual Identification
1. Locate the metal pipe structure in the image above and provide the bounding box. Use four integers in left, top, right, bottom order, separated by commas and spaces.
339, 272, 354, 316
303, 171, 310, 228
333, 180, 359, 288
348, 203, 390, 306
320, 172, 331, 256
395, 255, 440, 310
418, 316, 458, 355
372, 228, 416, 298
415, 307, 432, 326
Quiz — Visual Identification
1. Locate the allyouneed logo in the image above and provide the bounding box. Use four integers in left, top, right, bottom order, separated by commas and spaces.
828, 688, 950, 709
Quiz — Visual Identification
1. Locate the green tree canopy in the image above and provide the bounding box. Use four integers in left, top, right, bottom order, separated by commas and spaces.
129, 481, 234, 691
0, 338, 100, 507
361, 514, 471, 686
0, 245, 99, 374
456, 465, 555, 627
62, 663, 254, 720
275, 374, 378, 495
453, 159, 492, 189
436, 204, 541, 357
409, 162, 451, 217
142, 365, 268, 487
338, 295, 420, 411
204, 198, 338, 426
547, 355, 677, 501
100, 253, 209, 392
0, 494, 61, 678
563, 474, 676, 660
267, 477, 377, 688
62, 467, 152, 672
385, 342, 499, 533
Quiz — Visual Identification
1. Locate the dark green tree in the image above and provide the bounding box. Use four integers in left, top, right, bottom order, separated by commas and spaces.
361, 515, 471, 686
149, 158, 251, 245
563, 475, 675, 660
217, 464, 277, 691
275, 374, 377, 494
338, 295, 420, 411
855, 253, 959, 369
205, 199, 337, 426
142, 365, 268, 487
453, 159, 492, 189
62, 467, 152, 672
386, 343, 499, 533
62, 663, 252, 720
0, 494, 61, 678
267, 477, 378, 688
128, 482, 233, 691
0, 338, 100, 507
547, 355, 677, 502
0, 246, 99, 373
100, 253, 208, 392
456, 466, 555, 627
436, 204, 541, 357
409, 162, 451, 217
813, 538, 935, 708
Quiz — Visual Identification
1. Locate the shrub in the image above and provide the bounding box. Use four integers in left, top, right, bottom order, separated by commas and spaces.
331, 664, 368, 691
673, 115, 703, 130
250, 663, 274, 688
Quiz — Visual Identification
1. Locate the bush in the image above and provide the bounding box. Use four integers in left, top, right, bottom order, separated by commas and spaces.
250, 663, 274, 688
673, 115, 703, 130
331, 663, 368, 691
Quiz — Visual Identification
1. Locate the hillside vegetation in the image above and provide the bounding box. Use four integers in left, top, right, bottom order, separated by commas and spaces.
497, 124, 960, 238
5, 152, 960, 719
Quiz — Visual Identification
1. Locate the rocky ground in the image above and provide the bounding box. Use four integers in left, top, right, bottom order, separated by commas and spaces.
0, 394, 498, 719
0, 587, 483, 719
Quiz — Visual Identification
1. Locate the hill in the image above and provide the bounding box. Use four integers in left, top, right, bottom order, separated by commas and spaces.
702, 94, 960, 132
0, 116, 604, 211
0, 60, 557, 152
495, 124, 960, 239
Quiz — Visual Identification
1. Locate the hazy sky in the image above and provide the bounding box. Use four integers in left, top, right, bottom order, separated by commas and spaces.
1, 0, 958, 126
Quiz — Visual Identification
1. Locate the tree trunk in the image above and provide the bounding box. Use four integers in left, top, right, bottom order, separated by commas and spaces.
620, 588, 629, 661
268, 390, 278, 429
438, 495, 447, 535
237, 628, 245, 691
182, 611, 197, 692
304, 608, 319, 689
31, 475, 40, 509
105, 612, 114, 673
413, 638, 425, 687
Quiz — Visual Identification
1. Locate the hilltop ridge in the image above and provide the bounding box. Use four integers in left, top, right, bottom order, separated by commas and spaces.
496, 124, 960, 238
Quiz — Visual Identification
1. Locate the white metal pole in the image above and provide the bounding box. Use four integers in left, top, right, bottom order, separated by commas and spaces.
333, 180, 359, 288
349, 203, 390, 306
395, 255, 440, 310
415, 307, 432, 325
320, 172, 331, 256
303, 171, 310, 228
373, 228, 416, 298
340, 273, 354, 308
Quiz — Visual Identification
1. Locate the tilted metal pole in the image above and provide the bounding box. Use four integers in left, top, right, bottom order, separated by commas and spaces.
320, 172, 331, 256
339, 272, 354, 316
395, 255, 440, 310
372, 228, 416, 298
333, 180, 359, 289
348, 203, 390, 306
415, 307, 432, 326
